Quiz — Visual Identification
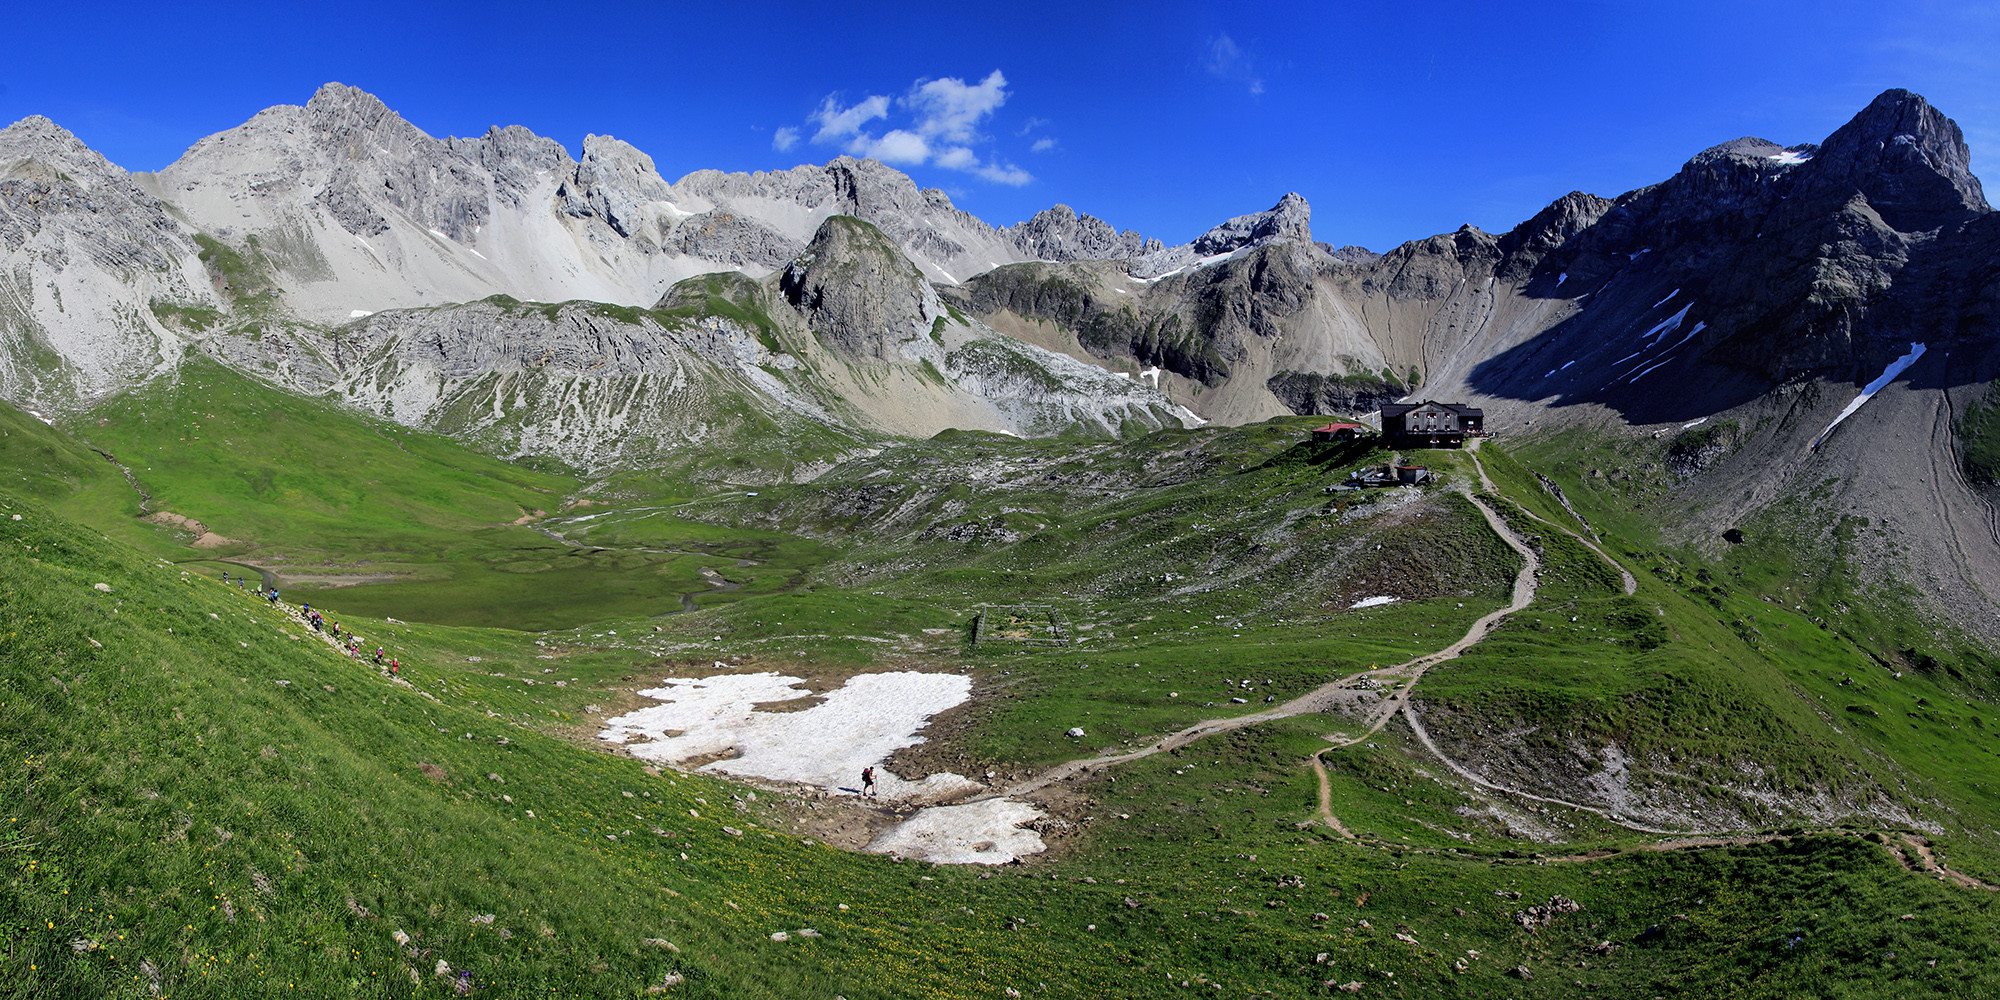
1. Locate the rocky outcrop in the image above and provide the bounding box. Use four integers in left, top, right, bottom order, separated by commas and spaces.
1002, 204, 1161, 261
1265, 371, 1404, 416
779, 216, 942, 363
1129, 193, 1315, 279
0, 115, 212, 411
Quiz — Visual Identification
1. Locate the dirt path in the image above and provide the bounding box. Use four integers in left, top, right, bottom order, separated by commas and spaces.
1466, 440, 1636, 596
1398, 700, 1688, 835
983, 489, 1540, 806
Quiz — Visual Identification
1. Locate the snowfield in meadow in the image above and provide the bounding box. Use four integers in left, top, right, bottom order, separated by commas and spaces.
598, 670, 980, 797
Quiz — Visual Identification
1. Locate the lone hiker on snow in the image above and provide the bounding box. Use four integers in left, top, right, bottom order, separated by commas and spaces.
861, 767, 876, 796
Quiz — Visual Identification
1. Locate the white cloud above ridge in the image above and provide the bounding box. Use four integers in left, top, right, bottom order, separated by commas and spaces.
1207, 34, 1265, 96
809, 93, 890, 143
908, 69, 1008, 142
777, 70, 1033, 185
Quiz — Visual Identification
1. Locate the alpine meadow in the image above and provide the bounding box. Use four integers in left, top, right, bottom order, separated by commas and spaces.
9, 77, 2000, 999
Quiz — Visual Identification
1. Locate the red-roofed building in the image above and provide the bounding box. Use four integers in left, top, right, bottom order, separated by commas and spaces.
1310, 422, 1369, 443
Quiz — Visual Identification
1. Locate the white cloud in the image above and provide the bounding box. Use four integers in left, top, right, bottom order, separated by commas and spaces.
1030, 137, 1057, 153
1206, 34, 1265, 95
1016, 116, 1050, 137
787, 71, 1031, 185
907, 70, 1009, 142
850, 129, 930, 165
810, 94, 890, 143
973, 160, 1033, 186
933, 146, 979, 170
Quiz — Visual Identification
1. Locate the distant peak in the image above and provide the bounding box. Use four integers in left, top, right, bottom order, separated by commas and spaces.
1810, 87, 1988, 220
1190, 192, 1311, 255
307, 82, 389, 114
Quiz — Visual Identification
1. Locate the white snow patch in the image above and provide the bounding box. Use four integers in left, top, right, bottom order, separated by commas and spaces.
867, 798, 1047, 865
1770, 149, 1813, 165
1350, 595, 1399, 609
1640, 304, 1692, 344
1813, 343, 1927, 449
1137, 365, 1162, 389
1651, 290, 1680, 310
1555, 272, 1567, 286
348, 310, 373, 319
427, 228, 452, 243
598, 671, 978, 797
22, 409, 52, 426
1681, 417, 1708, 430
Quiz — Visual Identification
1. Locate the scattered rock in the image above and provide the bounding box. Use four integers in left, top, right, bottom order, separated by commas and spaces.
1515, 895, 1583, 930
94, 582, 111, 592
1066, 727, 1086, 738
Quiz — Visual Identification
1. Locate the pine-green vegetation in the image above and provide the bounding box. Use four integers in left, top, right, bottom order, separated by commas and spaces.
7, 371, 2000, 998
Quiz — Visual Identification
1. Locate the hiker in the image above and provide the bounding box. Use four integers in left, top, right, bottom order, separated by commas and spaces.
373, 647, 384, 664
861, 767, 876, 796
220, 571, 228, 586
389, 658, 400, 678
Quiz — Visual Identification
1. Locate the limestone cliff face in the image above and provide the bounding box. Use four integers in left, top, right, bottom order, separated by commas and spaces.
0, 115, 212, 411
779, 216, 942, 364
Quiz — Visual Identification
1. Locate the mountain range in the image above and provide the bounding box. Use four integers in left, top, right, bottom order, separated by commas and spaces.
5, 83, 1999, 644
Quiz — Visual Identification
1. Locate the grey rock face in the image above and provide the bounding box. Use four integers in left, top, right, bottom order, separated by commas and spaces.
1003, 204, 1161, 260
1265, 370, 1404, 416
1191, 192, 1312, 255
0, 115, 211, 409
1126, 193, 1315, 278
303, 83, 491, 242
779, 216, 940, 362
1804, 88, 1988, 228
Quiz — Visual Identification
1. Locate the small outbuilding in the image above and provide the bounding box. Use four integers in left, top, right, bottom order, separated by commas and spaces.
1310, 421, 1369, 443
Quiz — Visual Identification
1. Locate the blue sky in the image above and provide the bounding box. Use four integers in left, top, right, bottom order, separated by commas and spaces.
8, 1, 1998, 252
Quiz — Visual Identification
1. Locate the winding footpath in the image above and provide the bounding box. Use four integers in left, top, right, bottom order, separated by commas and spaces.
978, 451, 1542, 806
908, 448, 2000, 890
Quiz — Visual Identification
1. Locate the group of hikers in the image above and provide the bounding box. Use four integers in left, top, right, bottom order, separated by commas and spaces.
219, 570, 397, 676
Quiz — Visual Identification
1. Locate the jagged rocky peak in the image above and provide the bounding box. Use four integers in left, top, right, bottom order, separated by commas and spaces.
304, 82, 435, 155
779, 215, 941, 362
1192, 192, 1311, 255
1005, 203, 1161, 260
1499, 190, 1613, 269
0, 114, 128, 181
1806, 88, 1989, 224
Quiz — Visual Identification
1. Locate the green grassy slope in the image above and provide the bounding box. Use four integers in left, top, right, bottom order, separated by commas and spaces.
10, 390, 2000, 997
50, 362, 832, 630
10, 485, 1999, 999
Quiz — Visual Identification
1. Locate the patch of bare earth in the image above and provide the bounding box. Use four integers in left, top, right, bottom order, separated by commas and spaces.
143, 510, 241, 549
